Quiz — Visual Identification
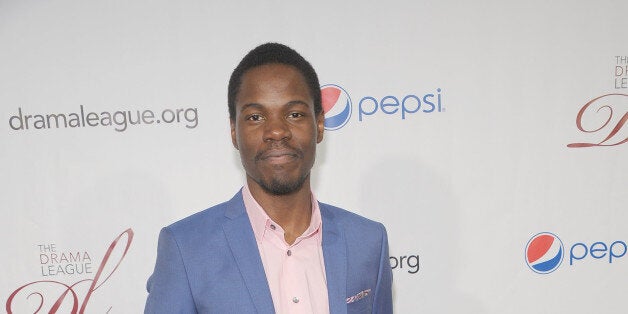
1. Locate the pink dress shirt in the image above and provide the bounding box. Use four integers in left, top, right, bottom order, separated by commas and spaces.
242, 184, 330, 314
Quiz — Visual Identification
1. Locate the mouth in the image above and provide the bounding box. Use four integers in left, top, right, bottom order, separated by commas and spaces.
257, 148, 301, 164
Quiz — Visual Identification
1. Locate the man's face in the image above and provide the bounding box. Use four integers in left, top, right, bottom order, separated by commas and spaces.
230, 63, 324, 195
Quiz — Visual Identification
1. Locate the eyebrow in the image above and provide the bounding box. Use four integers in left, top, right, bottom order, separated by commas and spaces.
239, 100, 311, 113
285, 100, 311, 108
239, 103, 264, 113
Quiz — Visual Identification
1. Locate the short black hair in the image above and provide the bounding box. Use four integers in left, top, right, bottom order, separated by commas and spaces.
228, 43, 322, 120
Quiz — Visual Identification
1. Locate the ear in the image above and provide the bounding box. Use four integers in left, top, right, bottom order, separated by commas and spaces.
230, 119, 239, 150
316, 112, 324, 143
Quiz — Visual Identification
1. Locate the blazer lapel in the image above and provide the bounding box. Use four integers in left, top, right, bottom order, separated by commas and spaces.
321, 204, 348, 314
223, 192, 275, 314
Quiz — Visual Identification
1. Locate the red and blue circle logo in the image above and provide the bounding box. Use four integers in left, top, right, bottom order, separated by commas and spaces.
525, 232, 564, 274
321, 84, 352, 130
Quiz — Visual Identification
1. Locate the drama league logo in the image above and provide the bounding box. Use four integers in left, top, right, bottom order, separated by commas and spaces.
5, 229, 134, 313
525, 232, 564, 274
321, 84, 352, 130
568, 56, 627, 148
567, 93, 627, 147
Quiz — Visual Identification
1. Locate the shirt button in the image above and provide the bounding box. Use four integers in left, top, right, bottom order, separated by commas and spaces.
292, 297, 299, 303
287, 250, 292, 256
270, 224, 276, 230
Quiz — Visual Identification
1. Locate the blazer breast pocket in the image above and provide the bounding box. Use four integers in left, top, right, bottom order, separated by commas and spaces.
346, 289, 372, 313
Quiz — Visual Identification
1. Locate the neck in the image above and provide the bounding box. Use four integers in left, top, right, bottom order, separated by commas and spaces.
247, 177, 313, 244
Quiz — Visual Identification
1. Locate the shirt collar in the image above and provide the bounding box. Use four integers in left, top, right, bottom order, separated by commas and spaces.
242, 183, 322, 244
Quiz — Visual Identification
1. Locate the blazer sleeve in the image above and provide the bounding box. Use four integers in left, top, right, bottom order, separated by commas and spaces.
372, 223, 393, 314
145, 227, 197, 314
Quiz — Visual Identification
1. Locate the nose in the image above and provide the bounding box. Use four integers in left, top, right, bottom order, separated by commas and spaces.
263, 116, 291, 142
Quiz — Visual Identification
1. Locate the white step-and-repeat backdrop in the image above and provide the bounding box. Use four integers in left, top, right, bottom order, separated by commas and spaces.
2, 1, 626, 313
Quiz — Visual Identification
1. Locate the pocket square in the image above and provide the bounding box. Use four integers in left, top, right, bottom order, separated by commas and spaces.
346, 289, 371, 304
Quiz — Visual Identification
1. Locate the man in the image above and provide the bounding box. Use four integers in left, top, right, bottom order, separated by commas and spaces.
145, 43, 393, 314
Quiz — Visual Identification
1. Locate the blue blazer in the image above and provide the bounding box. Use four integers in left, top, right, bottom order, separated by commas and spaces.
145, 191, 393, 313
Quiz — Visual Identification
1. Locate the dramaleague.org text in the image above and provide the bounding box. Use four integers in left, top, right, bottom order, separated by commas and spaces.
8, 105, 198, 132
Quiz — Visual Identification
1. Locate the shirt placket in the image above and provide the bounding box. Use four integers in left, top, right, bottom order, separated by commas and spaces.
267, 224, 315, 314
282, 244, 314, 313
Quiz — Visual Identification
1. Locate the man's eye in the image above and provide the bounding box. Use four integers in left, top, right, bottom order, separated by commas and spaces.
246, 114, 263, 121
288, 112, 304, 118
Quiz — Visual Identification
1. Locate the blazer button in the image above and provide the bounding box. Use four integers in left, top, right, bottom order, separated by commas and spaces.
292, 297, 299, 303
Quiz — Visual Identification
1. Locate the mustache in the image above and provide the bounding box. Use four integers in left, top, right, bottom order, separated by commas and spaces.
255, 143, 303, 161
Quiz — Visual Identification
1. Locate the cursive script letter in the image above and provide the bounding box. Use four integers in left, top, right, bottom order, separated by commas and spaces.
567, 93, 628, 147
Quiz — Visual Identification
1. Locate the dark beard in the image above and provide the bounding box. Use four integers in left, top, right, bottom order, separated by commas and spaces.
256, 172, 310, 196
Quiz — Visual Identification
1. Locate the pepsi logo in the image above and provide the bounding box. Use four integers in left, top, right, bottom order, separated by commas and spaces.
321, 84, 352, 130
525, 232, 564, 274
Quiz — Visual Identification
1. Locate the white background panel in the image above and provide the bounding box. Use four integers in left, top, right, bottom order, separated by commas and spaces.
1, 0, 626, 312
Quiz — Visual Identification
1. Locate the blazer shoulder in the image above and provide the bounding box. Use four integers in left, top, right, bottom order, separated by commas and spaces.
319, 202, 386, 232
167, 190, 245, 236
